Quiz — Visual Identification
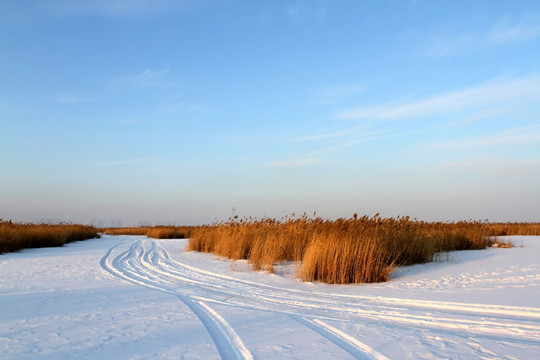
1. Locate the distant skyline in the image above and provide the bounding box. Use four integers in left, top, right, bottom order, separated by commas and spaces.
1, 1, 540, 225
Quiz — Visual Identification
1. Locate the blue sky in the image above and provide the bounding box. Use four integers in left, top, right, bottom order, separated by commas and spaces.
1, 1, 540, 225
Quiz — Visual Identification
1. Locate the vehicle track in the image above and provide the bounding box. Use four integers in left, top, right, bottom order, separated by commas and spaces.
290, 315, 390, 360
179, 295, 254, 360
100, 240, 254, 360
100, 238, 540, 358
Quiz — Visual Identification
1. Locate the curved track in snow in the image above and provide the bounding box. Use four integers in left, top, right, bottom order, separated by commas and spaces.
100, 238, 540, 359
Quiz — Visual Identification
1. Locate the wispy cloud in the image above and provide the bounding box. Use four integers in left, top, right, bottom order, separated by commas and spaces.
269, 74, 540, 167
294, 125, 396, 143
261, 130, 398, 168
428, 124, 540, 152
336, 75, 540, 121
425, 34, 476, 58
487, 18, 540, 45
425, 16, 540, 58
110, 66, 172, 89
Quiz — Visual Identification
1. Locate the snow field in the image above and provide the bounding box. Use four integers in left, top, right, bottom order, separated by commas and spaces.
1, 235, 539, 359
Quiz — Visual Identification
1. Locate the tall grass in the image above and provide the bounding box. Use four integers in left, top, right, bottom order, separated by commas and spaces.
188, 215, 540, 284
488, 222, 540, 236
0, 220, 100, 254
102, 226, 196, 239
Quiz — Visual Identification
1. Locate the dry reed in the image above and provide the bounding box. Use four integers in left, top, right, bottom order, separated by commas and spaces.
0, 220, 100, 254
188, 214, 540, 284
102, 226, 196, 239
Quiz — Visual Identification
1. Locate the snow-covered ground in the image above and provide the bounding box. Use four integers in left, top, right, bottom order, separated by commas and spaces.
1, 235, 539, 359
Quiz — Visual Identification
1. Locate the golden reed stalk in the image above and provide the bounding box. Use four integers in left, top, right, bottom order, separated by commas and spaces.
188, 214, 540, 284
0, 220, 99, 254
101, 226, 196, 239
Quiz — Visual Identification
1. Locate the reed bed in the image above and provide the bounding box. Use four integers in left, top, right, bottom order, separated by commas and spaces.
102, 226, 196, 239
488, 222, 540, 236
188, 215, 540, 284
0, 220, 100, 254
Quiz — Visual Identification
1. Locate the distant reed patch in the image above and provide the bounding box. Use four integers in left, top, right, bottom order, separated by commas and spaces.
102, 226, 197, 239
0, 220, 100, 254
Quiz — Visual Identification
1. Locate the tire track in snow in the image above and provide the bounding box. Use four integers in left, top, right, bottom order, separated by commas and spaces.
101, 239, 385, 359
290, 315, 390, 360
150, 239, 540, 321
101, 238, 540, 357
100, 239, 253, 360
179, 295, 253, 360
185, 268, 540, 320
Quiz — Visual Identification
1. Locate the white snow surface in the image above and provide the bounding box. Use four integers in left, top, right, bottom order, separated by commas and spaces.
1, 235, 539, 359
